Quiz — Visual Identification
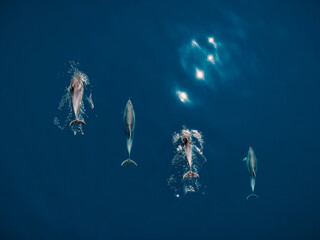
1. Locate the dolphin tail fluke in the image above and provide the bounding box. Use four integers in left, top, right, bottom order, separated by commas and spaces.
121, 159, 137, 167
183, 171, 199, 178
246, 193, 259, 200
70, 119, 86, 126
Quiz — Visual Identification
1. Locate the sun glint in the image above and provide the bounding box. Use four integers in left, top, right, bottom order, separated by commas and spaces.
176, 91, 190, 103
195, 68, 205, 80
208, 37, 217, 48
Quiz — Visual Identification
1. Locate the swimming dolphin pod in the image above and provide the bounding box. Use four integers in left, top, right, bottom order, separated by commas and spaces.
61, 80, 264, 198
121, 98, 137, 166
243, 147, 259, 200
69, 73, 86, 126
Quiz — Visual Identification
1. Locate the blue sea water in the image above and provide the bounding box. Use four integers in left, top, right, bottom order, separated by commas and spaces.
0, 0, 320, 239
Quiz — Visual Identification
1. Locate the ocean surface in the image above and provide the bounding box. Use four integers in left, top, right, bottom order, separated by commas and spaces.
0, 0, 320, 239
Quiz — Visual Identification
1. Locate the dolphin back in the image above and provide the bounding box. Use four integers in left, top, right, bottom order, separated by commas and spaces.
70, 76, 84, 124
124, 102, 135, 136
124, 100, 135, 154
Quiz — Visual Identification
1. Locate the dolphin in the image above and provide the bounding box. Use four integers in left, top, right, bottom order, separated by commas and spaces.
121, 98, 137, 166
181, 126, 199, 178
69, 73, 86, 126
243, 146, 259, 200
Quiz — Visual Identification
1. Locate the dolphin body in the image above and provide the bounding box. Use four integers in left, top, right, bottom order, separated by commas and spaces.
181, 126, 199, 178
69, 74, 86, 126
121, 99, 137, 166
243, 147, 259, 200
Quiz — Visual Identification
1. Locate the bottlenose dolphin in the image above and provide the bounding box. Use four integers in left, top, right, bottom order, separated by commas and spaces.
121, 98, 137, 166
243, 147, 259, 200
69, 73, 86, 126
182, 126, 199, 178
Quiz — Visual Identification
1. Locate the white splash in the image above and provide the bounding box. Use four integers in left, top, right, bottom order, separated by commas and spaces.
191, 130, 204, 148
173, 132, 181, 144
87, 93, 94, 109
194, 146, 203, 155
184, 185, 195, 193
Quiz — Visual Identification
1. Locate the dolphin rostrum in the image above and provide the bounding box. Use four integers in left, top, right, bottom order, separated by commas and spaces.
69, 73, 86, 126
181, 126, 199, 178
121, 98, 137, 166
243, 146, 259, 200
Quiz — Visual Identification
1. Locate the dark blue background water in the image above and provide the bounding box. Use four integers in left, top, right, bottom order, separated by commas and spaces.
1, 0, 320, 239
